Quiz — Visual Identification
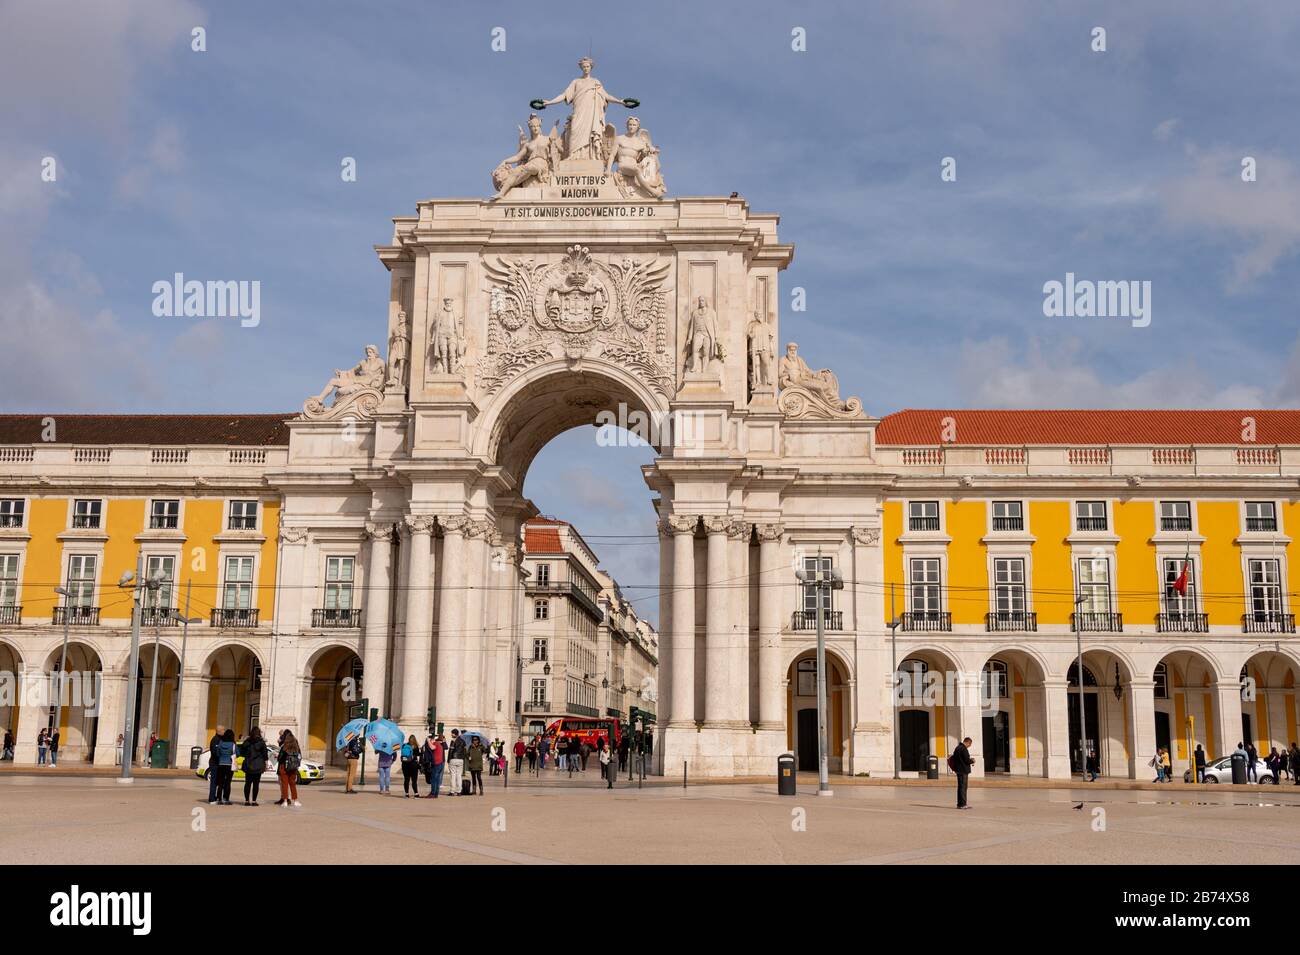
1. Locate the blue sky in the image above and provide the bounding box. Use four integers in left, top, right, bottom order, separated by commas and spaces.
4, 0, 1300, 619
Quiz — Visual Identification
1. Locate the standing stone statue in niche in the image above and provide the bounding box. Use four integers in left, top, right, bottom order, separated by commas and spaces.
534, 56, 636, 161
683, 295, 722, 375
430, 297, 466, 374
492, 113, 563, 198
607, 117, 666, 198
387, 310, 410, 387
746, 308, 775, 392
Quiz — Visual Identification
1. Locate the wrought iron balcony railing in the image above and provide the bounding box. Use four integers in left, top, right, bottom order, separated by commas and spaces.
985, 611, 1037, 632
1245, 516, 1278, 532
140, 607, 179, 627
211, 607, 259, 628
1242, 612, 1295, 634
908, 516, 941, 532
54, 606, 100, 625
1157, 612, 1208, 633
901, 611, 952, 632
991, 516, 1024, 531
1160, 516, 1193, 532
791, 610, 843, 631
1072, 611, 1123, 632
1075, 517, 1108, 532
149, 514, 179, 529
523, 701, 550, 713
312, 608, 362, 628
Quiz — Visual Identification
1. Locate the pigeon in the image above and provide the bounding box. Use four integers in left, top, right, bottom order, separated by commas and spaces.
1072, 802, 1084, 810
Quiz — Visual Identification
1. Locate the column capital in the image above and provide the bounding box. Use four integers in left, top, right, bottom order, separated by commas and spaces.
278, 525, 308, 544
440, 514, 470, 535
851, 525, 881, 546
665, 515, 697, 535
364, 521, 397, 541
403, 514, 436, 535
464, 518, 496, 541
702, 515, 729, 536
726, 519, 752, 541
756, 522, 783, 543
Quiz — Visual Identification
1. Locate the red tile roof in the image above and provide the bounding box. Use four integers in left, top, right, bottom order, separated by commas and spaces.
876, 409, 1300, 446
523, 518, 568, 554
0, 414, 292, 446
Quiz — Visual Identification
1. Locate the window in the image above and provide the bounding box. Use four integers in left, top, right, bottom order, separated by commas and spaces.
1246, 501, 1277, 533
908, 501, 940, 532
532, 638, 548, 661
1247, 559, 1282, 618
1153, 662, 1169, 699
534, 598, 550, 620
993, 558, 1026, 614
1076, 557, 1111, 613
66, 555, 97, 607
72, 499, 102, 529
145, 555, 175, 609
1159, 501, 1192, 532
1162, 557, 1196, 614
909, 558, 941, 614
992, 501, 1023, 532
796, 658, 817, 696
324, 556, 354, 610
222, 556, 255, 609
535, 563, 551, 585
801, 555, 834, 616
0, 499, 24, 529
149, 499, 180, 529
251, 663, 263, 691
228, 500, 258, 530
530, 679, 547, 705
0, 554, 18, 606
1075, 501, 1107, 532
982, 660, 1009, 699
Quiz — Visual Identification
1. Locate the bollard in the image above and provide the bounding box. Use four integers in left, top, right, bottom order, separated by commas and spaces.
683, 760, 687, 789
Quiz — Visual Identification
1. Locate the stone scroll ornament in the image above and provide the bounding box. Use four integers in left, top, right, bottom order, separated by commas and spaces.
776, 342, 865, 421
301, 345, 386, 420
479, 246, 673, 398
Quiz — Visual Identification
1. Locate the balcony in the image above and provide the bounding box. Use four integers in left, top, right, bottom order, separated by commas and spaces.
1160, 516, 1193, 532
1075, 517, 1108, 532
211, 607, 259, 628
71, 515, 101, 529
985, 611, 1037, 632
524, 579, 603, 621
1246, 516, 1278, 532
312, 608, 362, 628
1243, 613, 1296, 634
523, 701, 550, 713
901, 611, 952, 632
791, 610, 843, 631
991, 516, 1024, 532
1157, 612, 1208, 633
1072, 611, 1123, 632
228, 516, 257, 531
139, 607, 179, 627
0, 515, 22, 529
568, 703, 599, 718
53, 606, 100, 626
908, 516, 940, 532
149, 514, 179, 530
0, 605, 21, 625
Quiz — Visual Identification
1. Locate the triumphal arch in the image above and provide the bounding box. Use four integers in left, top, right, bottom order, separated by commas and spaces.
280, 59, 885, 776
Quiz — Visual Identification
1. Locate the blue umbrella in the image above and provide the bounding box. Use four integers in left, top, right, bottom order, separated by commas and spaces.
459, 731, 492, 746
365, 718, 405, 755
335, 718, 368, 751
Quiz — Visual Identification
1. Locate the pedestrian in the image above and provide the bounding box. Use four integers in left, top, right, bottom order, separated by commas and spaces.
401, 734, 421, 797
596, 735, 607, 780
1149, 747, 1163, 783
950, 736, 974, 809
421, 734, 446, 797
580, 740, 590, 772
1289, 743, 1300, 785
115, 732, 124, 766
207, 724, 225, 803
1266, 746, 1283, 784
1160, 748, 1172, 783
277, 731, 302, 807
241, 726, 269, 806
1194, 744, 1206, 783
49, 728, 60, 767
514, 737, 526, 774
467, 735, 486, 795
36, 728, 48, 766
2, 730, 13, 761
1245, 740, 1259, 782
526, 737, 538, 773
618, 733, 629, 772
1085, 747, 1099, 782
447, 729, 467, 796
376, 745, 395, 794
215, 728, 237, 805
600, 741, 613, 789
146, 732, 157, 767
344, 734, 363, 793
538, 734, 550, 771
556, 735, 569, 772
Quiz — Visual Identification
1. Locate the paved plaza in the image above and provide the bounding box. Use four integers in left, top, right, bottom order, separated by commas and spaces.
3, 772, 1298, 865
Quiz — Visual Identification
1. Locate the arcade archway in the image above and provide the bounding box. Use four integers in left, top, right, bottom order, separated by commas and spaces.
305, 645, 362, 766
785, 649, 850, 773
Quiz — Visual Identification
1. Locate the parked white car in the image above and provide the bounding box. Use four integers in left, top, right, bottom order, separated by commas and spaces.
1183, 755, 1274, 784
195, 744, 324, 784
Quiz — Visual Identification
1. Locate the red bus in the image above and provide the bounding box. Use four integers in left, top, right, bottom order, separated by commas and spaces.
543, 717, 622, 752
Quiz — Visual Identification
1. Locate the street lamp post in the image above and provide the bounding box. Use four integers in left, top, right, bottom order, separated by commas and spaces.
888, 582, 901, 780
170, 581, 201, 768
50, 585, 73, 758
118, 558, 164, 783
1073, 594, 1089, 782
796, 560, 843, 797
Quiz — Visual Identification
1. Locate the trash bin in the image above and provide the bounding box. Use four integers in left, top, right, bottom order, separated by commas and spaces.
927, 755, 939, 780
777, 752, 796, 796
1231, 752, 1248, 785
150, 739, 169, 768
189, 745, 203, 770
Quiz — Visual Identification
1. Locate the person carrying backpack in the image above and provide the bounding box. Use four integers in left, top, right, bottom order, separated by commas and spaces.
277, 731, 303, 807
344, 735, 363, 794
241, 726, 269, 806
447, 729, 467, 796
421, 734, 445, 798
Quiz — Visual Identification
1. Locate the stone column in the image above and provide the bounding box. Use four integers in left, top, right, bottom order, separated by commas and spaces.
756, 523, 784, 729
174, 671, 210, 766
434, 515, 468, 728
726, 519, 751, 725
390, 521, 411, 708
1043, 679, 1072, 779
703, 516, 729, 726
668, 516, 697, 726
459, 520, 491, 725
1128, 679, 1157, 780
958, 671, 985, 778
361, 522, 395, 715
88, 669, 126, 767
398, 515, 436, 729
1212, 680, 1242, 761
655, 518, 674, 734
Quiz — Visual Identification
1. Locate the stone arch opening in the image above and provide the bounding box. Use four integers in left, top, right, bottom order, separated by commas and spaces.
785, 647, 851, 774
40, 641, 103, 764
0, 639, 22, 748
1151, 648, 1222, 771
1239, 649, 1299, 757
201, 643, 266, 742
305, 644, 363, 766
895, 647, 960, 775
976, 647, 1050, 776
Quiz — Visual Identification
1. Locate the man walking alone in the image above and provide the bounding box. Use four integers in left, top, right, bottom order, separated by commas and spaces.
951, 736, 974, 809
